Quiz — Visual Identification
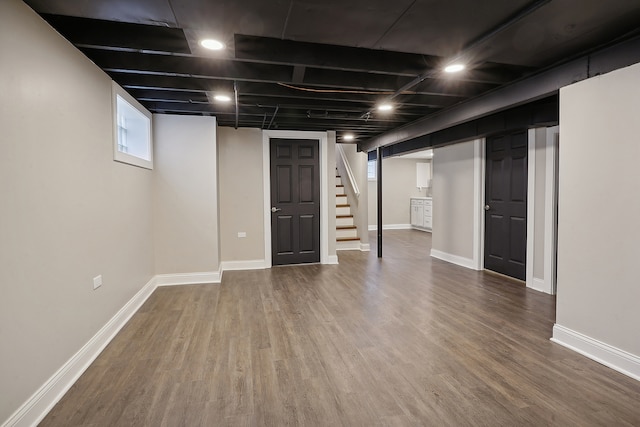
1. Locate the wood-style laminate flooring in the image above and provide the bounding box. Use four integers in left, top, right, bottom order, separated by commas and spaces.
41, 230, 640, 426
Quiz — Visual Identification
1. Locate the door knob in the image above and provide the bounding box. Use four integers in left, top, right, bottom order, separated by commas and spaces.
271, 207, 282, 213
484, 205, 490, 211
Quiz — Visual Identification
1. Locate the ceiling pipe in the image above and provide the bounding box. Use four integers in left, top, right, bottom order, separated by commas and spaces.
361, 0, 552, 118
233, 81, 239, 129
268, 105, 279, 129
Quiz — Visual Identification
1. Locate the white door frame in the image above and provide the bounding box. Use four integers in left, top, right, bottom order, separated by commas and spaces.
526, 128, 537, 289
475, 128, 558, 294
544, 126, 559, 294
472, 138, 485, 270
262, 130, 333, 266
526, 127, 559, 294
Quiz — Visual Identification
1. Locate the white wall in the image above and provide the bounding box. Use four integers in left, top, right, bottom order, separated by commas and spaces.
217, 127, 265, 263
430, 140, 479, 267
553, 62, 640, 376
0, 0, 154, 423
368, 157, 430, 228
153, 114, 220, 276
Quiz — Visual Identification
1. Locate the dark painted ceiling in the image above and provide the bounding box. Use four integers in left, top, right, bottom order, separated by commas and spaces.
24, 0, 640, 143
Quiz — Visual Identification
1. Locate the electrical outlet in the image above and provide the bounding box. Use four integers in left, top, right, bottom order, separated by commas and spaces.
237, 232, 247, 238
93, 275, 102, 290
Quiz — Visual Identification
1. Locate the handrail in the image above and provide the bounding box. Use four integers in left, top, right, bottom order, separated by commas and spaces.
336, 144, 360, 198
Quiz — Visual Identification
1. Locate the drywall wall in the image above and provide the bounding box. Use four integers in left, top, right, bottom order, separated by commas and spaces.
337, 144, 369, 245
431, 141, 477, 261
153, 114, 219, 275
555, 62, 640, 358
0, 0, 154, 422
368, 157, 429, 228
217, 127, 265, 262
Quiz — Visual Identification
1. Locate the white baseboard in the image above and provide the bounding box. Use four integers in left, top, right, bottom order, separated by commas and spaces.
220, 259, 268, 272
384, 224, 411, 230
430, 249, 480, 270
368, 224, 412, 231
411, 226, 432, 233
155, 271, 221, 286
324, 255, 339, 265
529, 277, 553, 294
2, 277, 157, 427
336, 240, 361, 251
551, 324, 640, 382
336, 241, 370, 252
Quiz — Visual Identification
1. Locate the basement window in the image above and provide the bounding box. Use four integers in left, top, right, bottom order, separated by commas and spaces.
368, 160, 376, 180
112, 83, 153, 169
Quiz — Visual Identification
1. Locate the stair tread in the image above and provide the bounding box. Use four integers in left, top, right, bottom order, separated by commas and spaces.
336, 204, 350, 208
336, 225, 357, 230
336, 184, 344, 187
337, 237, 360, 242
336, 214, 353, 218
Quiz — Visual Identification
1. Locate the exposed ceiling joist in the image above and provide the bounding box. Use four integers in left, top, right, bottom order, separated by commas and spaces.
360, 35, 640, 152
41, 14, 189, 52
24, 0, 640, 137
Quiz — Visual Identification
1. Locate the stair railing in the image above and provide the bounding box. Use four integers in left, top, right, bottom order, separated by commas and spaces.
336, 144, 360, 198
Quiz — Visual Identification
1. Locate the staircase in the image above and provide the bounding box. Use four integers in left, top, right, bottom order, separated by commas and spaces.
335, 172, 360, 250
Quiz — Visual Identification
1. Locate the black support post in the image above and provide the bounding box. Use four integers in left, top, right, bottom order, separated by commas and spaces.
377, 147, 383, 258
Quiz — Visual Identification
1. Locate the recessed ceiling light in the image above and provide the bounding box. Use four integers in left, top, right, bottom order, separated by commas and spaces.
200, 39, 225, 50
444, 63, 465, 73
378, 103, 393, 112
343, 133, 355, 141
214, 94, 231, 102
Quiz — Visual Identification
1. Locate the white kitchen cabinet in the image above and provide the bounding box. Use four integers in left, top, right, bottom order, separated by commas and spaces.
410, 199, 424, 228
423, 199, 432, 229
410, 197, 432, 231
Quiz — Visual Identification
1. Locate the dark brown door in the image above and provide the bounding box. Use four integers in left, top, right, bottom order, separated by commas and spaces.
484, 131, 528, 280
270, 138, 320, 265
